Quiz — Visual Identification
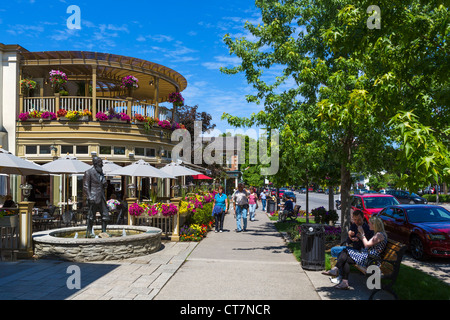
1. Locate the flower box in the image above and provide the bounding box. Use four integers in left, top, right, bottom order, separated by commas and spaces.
60, 115, 89, 122
0, 215, 19, 228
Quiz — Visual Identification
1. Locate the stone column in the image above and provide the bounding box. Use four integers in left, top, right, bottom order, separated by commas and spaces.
170, 197, 182, 242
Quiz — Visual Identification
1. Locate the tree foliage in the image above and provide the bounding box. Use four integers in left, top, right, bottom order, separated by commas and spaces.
220, 0, 449, 238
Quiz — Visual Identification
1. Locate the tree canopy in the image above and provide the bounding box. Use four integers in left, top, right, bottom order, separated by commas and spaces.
220, 0, 449, 237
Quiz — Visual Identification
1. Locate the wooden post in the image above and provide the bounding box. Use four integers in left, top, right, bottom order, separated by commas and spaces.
19, 94, 24, 114
154, 77, 159, 119
54, 92, 60, 111
126, 197, 137, 225
126, 97, 133, 118
17, 201, 34, 259
92, 67, 97, 120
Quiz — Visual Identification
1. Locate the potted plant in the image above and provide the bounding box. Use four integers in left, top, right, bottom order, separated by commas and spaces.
0, 210, 19, 228
168, 92, 184, 107
20, 79, 38, 97
96, 112, 109, 122
120, 75, 139, 96
18, 112, 30, 121
40, 111, 57, 121
49, 70, 68, 93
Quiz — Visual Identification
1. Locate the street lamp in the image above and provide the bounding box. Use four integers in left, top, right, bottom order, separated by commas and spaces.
20, 183, 33, 201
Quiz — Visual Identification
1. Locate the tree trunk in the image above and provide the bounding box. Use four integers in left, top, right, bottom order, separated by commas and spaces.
340, 140, 353, 242
328, 186, 334, 211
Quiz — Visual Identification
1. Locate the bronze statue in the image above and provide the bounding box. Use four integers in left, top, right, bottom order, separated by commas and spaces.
83, 156, 109, 237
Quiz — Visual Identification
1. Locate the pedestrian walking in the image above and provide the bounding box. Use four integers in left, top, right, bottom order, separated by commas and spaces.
212, 185, 228, 232
260, 189, 267, 211
249, 188, 258, 221
232, 183, 249, 232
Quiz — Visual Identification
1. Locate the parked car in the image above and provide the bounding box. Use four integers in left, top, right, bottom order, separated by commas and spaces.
350, 194, 400, 222
377, 205, 450, 260
299, 187, 307, 194
316, 188, 324, 193
282, 191, 297, 203
386, 190, 428, 204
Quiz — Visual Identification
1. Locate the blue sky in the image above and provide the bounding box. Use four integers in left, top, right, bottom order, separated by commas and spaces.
1, 0, 266, 136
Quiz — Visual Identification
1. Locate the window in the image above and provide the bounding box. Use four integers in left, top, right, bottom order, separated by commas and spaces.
76, 146, 89, 154
100, 146, 112, 155
25, 145, 37, 154
61, 145, 74, 154
146, 148, 156, 157
135, 147, 145, 156
39, 145, 51, 155
114, 146, 125, 155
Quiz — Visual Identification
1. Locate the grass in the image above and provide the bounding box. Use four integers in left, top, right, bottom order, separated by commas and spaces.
273, 217, 450, 300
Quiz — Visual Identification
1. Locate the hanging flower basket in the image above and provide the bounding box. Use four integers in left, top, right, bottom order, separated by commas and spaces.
120, 75, 139, 94
49, 70, 68, 92
168, 92, 184, 106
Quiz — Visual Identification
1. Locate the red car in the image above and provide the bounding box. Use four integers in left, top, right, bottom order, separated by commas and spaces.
350, 194, 400, 222
377, 205, 450, 260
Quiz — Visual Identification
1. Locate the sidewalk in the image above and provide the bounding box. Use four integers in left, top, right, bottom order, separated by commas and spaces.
155, 208, 320, 300
155, 208, 394, 300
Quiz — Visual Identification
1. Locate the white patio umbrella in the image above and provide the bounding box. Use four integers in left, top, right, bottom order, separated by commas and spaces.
108, 159, 175, 179
160, 162, 202, 177
108, 160, 175, 199
41, 154, 91, 213
42, 154, 91, 174
0, 148, 49, 175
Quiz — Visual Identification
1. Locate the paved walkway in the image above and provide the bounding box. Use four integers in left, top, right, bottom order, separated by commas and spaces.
155, 208, 319, 300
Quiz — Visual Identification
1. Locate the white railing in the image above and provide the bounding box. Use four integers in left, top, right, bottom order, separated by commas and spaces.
158, 107, 172, 121
23, 97, 56, 113
60, 97, 92, 111
96, 97, 128, 114
132, 102, 156, 118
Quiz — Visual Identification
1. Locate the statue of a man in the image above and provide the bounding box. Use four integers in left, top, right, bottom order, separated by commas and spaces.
83, 156, 109, 237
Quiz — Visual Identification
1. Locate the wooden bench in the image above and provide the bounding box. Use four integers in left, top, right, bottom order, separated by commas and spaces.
278, 204, 300, 222
354, 239, 407, 300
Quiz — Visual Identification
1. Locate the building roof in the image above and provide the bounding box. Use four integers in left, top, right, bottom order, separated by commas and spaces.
19, 50, 187, 102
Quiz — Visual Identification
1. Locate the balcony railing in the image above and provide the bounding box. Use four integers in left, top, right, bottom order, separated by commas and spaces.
20, 95, 173, 121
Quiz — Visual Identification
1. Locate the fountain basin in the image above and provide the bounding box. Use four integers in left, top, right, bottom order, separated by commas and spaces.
32, 225, 162, 262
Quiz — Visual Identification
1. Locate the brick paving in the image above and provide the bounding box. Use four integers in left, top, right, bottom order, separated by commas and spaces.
0, 241, 197, 300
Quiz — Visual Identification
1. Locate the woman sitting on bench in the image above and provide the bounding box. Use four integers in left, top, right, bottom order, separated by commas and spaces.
322, 215, 388, 290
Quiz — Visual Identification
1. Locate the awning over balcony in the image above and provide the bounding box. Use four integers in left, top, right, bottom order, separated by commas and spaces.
19, 50, 187, 102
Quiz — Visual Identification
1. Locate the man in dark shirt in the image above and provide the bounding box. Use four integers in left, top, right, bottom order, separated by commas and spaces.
346, 209, 374, 250
283, 198, 294, 212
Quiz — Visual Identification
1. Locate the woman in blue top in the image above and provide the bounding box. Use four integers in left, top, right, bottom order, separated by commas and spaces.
213, 186, 228, 232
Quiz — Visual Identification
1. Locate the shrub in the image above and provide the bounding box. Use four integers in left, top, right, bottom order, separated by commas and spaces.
311, 206, 339, 224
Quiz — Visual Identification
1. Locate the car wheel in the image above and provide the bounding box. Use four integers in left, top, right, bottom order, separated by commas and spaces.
410, 235, 426, 260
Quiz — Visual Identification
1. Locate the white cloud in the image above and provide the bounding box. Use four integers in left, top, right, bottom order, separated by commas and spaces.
202, 55, 241, 70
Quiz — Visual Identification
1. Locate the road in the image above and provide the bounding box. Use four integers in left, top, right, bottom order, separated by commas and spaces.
292, 191, 341, 223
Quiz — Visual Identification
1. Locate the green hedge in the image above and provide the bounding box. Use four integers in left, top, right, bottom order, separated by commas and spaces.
423, 194, 450, 203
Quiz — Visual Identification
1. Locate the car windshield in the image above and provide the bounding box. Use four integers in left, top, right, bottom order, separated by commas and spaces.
363, 197, 400, 209
407, 207, 450, 223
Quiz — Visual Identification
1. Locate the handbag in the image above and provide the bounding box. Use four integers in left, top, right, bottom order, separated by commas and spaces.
212, 205, 224, 216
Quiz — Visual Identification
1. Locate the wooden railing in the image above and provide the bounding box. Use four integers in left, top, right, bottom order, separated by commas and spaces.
21, 95, 174, 121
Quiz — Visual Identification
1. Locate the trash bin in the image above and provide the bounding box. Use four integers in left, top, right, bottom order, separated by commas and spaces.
267, 199, 276, 214
300, 224, 325, 271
